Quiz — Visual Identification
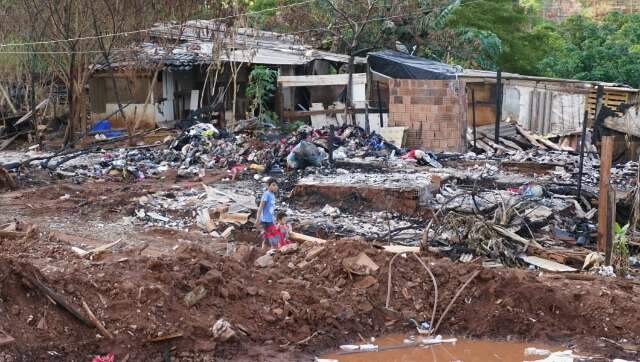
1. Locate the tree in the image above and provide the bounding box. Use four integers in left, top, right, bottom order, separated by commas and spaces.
0, 0, 240, 145
445, 0, 552, 73
538, 12, 640, 86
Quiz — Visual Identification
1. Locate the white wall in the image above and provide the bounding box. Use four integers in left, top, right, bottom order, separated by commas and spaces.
502, 83, 586, 136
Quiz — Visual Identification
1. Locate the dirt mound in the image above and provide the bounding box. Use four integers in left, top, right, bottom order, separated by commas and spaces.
1, 232, 639, 361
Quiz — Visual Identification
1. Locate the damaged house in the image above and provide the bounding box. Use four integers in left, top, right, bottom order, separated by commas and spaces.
367, 50, 639, 154
88, 20, 363, 129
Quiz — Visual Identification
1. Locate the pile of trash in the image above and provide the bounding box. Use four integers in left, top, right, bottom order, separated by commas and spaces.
130, 181, 258, 235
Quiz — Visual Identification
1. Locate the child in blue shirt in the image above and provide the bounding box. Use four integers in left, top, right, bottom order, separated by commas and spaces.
256, 179, 278, 248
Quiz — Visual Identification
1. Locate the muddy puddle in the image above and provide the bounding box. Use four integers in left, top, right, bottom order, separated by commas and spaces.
322, 334, 563, 362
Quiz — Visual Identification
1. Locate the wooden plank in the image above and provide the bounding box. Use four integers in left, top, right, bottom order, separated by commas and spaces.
283, 107, 386, 118
515, 125, 545, 148
520, 255, 577, 272
278, 73, 367, 87
0, 84, 16, 114
382, 245, 420, 254
379, 127, 406, 147
219, 212, 250, 225
533, 134, 562, 151
290, 231, 326, 244
14, 98, 49, 126
499, 137, 522, 151
475, 138, 495, 155
598, 136, 614, 253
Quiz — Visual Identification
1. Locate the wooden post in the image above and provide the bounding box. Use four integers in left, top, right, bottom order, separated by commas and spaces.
576, 110, 589, 199
364, 101, 370, 134
471, 89, 477, 149
494, 69, 502, 143
598, 136, 614, 253
376, 81, 384, 128
606, 186, 615, 265
328, 125, 335, 166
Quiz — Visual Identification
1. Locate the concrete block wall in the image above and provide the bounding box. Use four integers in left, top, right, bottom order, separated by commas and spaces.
388, 79, 467, 153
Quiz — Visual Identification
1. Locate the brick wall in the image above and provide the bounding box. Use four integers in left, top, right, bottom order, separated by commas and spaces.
388, 79, 467, 153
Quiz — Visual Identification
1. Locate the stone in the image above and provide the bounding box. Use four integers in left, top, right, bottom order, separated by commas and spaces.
232, 245, 252, 263
342, 252, 379, 275
305, 246, 325, 261
353, 276, 378, 289
281, 291, 291, 302
263, 312, 276, 323
204, 269, 223, 283
279, 243, 299, 254
10, 305, 20, 316
184, 285, 208, 307
211, 319, 235, 342
254, 254, 274, 268
246, 286, 258, 296
194, 340, 217, 352
272, 307, 284, 317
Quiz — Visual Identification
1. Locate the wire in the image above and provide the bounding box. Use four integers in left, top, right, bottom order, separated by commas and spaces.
0, 0, 487, 55
0, 0, 319, 48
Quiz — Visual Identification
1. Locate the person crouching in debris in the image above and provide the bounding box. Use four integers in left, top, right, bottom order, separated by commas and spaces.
256, 179, 278, 248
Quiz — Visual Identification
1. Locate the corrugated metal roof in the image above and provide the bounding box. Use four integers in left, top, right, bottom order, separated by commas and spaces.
461, 69, 637, 91
94, 20, 364, 71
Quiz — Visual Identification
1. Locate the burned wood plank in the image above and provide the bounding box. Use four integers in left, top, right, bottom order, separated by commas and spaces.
598, 136, 614, 254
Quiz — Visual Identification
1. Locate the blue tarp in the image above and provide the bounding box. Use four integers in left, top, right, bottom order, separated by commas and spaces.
89, 119, 125, 138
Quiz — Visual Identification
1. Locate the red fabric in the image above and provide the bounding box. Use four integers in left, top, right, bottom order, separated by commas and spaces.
263, 224, 279, 238
400, 150, 417, 160
262, 224, 290, 248
92, 353, 114, 362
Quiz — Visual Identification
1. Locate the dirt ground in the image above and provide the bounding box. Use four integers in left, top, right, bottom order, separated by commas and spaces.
1, 177, 640, 361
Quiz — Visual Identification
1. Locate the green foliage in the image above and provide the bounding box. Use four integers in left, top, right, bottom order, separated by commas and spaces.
246, 65, 278, 125
538, 12, 640, 86
613, 222, 630, 276
446, 0, 551, 74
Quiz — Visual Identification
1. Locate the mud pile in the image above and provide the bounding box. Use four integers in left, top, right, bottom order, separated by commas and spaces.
1, 230, 640, 361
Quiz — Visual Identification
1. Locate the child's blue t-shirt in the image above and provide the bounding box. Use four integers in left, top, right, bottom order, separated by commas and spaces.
260, 191, 275, 223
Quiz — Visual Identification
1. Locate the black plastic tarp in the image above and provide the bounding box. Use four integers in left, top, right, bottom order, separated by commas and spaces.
368, 50, 461, 80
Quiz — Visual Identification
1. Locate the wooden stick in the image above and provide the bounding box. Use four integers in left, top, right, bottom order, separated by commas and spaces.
290, 231, 327, 244
499, 137, 522, 151
515, 125, 544, 148
82, 300, 114, 339
147, 332, 184, 343
21, 273, 94, 327
0, 328, 15, 347
533, 135, 562, 151
598, 136, 614, 253
75, 239, 122, 258
0, 84, 17, 114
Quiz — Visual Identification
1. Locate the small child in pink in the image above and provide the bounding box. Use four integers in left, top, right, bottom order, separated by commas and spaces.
274, 212, 291, 248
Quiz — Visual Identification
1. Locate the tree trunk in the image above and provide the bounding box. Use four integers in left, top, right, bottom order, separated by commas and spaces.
63, 60, 77, 146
